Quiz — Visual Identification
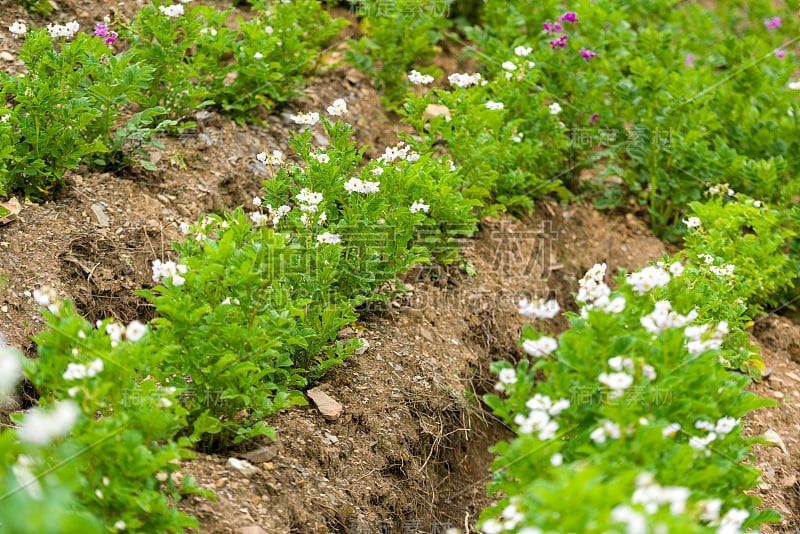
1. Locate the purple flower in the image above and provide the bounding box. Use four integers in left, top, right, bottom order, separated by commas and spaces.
94, 23, 109, 38
560, 11, 578, 23
685, 53, 695, 67
543, 21, 563, 33
549, 34, 568, 49
764, 16, 781, 30
774, 48, 787, 59
590, 113, 599, 124
579, 48, 597, 61
94, 23, 117, 47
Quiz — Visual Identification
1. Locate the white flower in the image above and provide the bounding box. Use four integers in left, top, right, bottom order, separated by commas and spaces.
514, 45, 532, 57
608, 356, 633, 372
549, 102, 562, 115
114, 520, 126, 531
87, 358, 104, 377
521, 336, 558, 357
753, 200, 762, 208
0, 347, 22, 400
714, 416, 738, 435
290, 111, 320, 126
33, 287, 58, 308
152, 259, 188, 286
480, 518, 503, 534
158, 4, 184, 17
312, 153, 330, 164
316, 232, 341, 245
548, 398, 570, 415
669, 262, 684, 276
641, 364, 657, 380
789, 80, 800, 90
157, 397, 172, 408
498, 368, 517, 385
689, 432, 716, 450
408, 69, 434, 85
327, 98, 348, 116
522, 336, 558, 358
598, 372, 634, 391
485, 101, 505, 110
683, 216, 701, 228
519, 298, 560, 319
199, 27, 217, 36
12, 456, 42, 500
590, 420, 621, 443
511, 132, 523, 143
662, 423, 681, 437
627, 266, 670, 294
611, 505, 647, 534
63, 363, 88, 381
18, 401, 80, 446
46, 21, 80, 38
410, 199, 430, 213
125, 320, 147, 342
256, 150, 283, 166
550, 453, 563, 466
253, 197, 262, 207
501, 61, 517, 71
717, 508, 748, 533
296, 188, 323, 205
9, 21, 27, 36
264, 25, 274, 34
343, 177, 380, 194
370, 166, 384, 176
253, 52, 264, 59
448, 72, 482, 88
106, 323, 125, 346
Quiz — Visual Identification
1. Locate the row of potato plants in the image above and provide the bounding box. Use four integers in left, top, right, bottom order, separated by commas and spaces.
1, 0, 344, 199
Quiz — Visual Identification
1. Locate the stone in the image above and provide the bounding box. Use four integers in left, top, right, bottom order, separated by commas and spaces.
90, 203, 110, 227
353, 338, 369, 356
763, 429, 789, 455
307, 387, 343, 421
240, 446, 278, 464
424, 104, 451, 121
226, 458, 258, 477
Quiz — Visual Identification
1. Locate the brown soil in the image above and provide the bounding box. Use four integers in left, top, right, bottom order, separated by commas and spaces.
1, 3, 799, 533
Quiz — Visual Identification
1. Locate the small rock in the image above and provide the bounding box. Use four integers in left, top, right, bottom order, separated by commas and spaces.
223, 71, 239, 86
337, 327, 354, 339
226, 458, 259, 477
763, 429, 789, 455
90, 203, 110, 227
240, 446, 278, 464
353, 338, 369, 356
322, 432, 339, 445
307, 387, 343, 421
0, 52, 15, 62
419, 326, 434, 342
215, 477, 228, 488
781, 474, 797, 488
424, 104, 451, 121
773, 390, 784, 399
786, 371, 800, 382
156, 195, 171, 205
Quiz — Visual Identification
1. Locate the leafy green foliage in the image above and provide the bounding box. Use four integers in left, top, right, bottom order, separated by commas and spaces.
123, 0, 346, 122
0, 300, 205, 533
346, 0, 452, 108
481, 260, 779, 532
